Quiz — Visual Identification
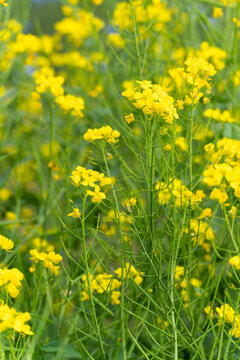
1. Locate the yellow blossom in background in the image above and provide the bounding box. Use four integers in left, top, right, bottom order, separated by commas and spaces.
124, 197, 137, 208
56, 94, 85, 118
68, 208, 81, 218
0, 302, 33, 335
29, 249, 62, 276
233, 17, 240, 27
213, 7, 223, 18
0, 235, 14, 251
0, 268, 24, 297
108, 33, 125, 48
204, 306, 214, 317
0, 0, 8, 6
115, 263, 144, 285
198, 208, 213, 219
81, 271, 121, 305
83, 126, 120, 143
0, 188, 11, 201
125, 113, 135, 124
92, 0, 103, 5
229, 206, 237, 219
191, 278, 202, 288
68, 0, 78, 4
229, 256, 240, 270
62, 5, 73, 16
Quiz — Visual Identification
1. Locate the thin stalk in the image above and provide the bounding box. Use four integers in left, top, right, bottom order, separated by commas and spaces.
189, 105, 194, 192
223, 206, 238, 253
81, 195, 106, 359
49, 96, 54, 160
169, 121, 179, 360
129, 0, 141, 75
101, 145, 127, 360
65, 112, 71, 204
147, 119, 155, 252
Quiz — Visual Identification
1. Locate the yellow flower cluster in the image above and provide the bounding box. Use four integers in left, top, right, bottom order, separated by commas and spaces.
0, 302, 33, 335
204, 109, 236, 123
210, 187, 228, 204
203, 138, 240, 202
0, 234, 14, 251
32, 237, 55, 253
0, 0, 8, 6
196, 42, 226, 70
51, 51, 88, 69
54, 9, 104, 46
229, 255, 240, 270
174, 266, 189, 305
125, 113, 135, 124
155, 178, 206, 207
172, 42, 226, 71
221, 0, 240, 4
114, 263, 144, 286
81, 272, 121, 305
55, 94, 85, 118
70, 166, 112, 204
216, 304, 240, 338
34, 67, 85, 118
29, 249, 62, 276
122, 80, 178, 124
83, 126, 120, 144
213, 7, 223, 18
34, 67, 64, 98
169, 57, 216, 104
0, 188, 12, 201
0, 268, 24, 298
175, 266, 203, 306
108, 33, 125, 49
183, 219, 214, 250
68, 208, 81, 218
198, 208, 213, 219
113, 0, 171, 32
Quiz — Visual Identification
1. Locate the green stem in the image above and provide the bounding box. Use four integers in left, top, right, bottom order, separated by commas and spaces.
147, 119, 155, 252
223, 206, 238, 253
81, 195, 106, 359
170, 122, 178, 360
101, 145, 127, 360
65, 112, 71, 203
129, 0, 141, 76
189, 105, 194, 192
49, 96, 54, 160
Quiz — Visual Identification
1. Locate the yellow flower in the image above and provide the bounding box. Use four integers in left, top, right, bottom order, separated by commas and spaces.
213, 7, 223, 18
204, 306, 214, 317
68, 208, 81, 218
122, 81, 178, 124
0, 0, 8, 6
108, 33, 125, 48
83, 126, 120, 144
92, 0, 103, 5
191, 278, 202, 288
29, 249, 62, 276
87, 185, 106, 204
210, 187, 228, 204
229, 256, 240, 270
229, 206, 237, 219
125, 113, 135, 124
198, 208, 212, 219
0, 267, 24, 298
0, 235, 14, 251
0, 303, 33, 335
